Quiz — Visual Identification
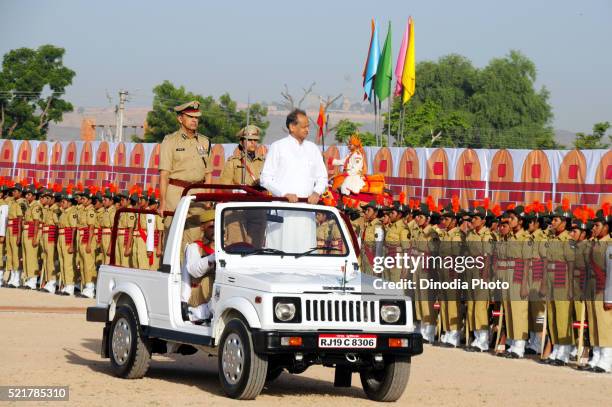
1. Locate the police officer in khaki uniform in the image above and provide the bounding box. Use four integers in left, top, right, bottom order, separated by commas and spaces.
41, 188, 60, 293
21, 185, 43, 289
115, 191, 135, 268
158, 101, 212, 253
57, 190, 78, 296
383, 201, 406, 282
539, 205, 575, 366
6, 184, 26, 287
76, 189, 97, 298
99, 188, 116, 265
146, 192, 164, 271
0, 185, 9, 287
411, 202, 440, 344
315, 210, 343, 253
132, 190, 151, 269
435, 203, 463, 347
582, 209, 612, 373
219, 125, 265, 186
464, 206, 494, 352
360, 199, 384, 276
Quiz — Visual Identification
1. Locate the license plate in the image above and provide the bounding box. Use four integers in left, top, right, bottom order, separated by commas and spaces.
318, 334, 377, 349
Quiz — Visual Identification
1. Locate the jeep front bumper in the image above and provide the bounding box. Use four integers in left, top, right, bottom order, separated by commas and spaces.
251, 330, 423, 356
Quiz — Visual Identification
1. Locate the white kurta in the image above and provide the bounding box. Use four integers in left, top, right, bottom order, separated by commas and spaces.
333, 151, 366, 195
260, 135, 328, 198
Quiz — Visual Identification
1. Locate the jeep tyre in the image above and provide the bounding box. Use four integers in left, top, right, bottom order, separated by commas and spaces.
109, 305, 151, 379
218, 319, 268, 399
360, 356, 411, 402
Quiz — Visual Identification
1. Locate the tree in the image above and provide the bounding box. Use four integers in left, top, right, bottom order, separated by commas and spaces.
144, 81, 269, 144
573, 121, 610, 149
385, 51, 559, 149
0, 45, 75, 140
334, 119, 362, 143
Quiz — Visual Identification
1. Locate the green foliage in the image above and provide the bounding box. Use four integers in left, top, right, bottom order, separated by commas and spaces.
573, 121, 610, 149
0, 45, 75, 140
144, 80, 269, 144
385, 51, 559, 149
334, 119, 362, 143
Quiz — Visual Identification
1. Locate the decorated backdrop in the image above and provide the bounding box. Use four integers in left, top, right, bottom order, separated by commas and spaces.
0, 139, 609, 208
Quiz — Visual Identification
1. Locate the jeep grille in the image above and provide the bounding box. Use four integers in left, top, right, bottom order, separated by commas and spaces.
304, 299, 377, 323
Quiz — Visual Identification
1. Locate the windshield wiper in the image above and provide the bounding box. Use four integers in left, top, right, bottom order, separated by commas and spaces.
241, 247, 288, 257
294, 246, 342, 258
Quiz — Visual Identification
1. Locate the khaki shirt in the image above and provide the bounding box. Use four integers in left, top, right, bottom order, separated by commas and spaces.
465, 226, 493, 257
525, 228, 548, 259
100, 206, 116, 229
58, 206, 78, 228
438, 226, 463, 257
77, 204, 97, 228
316, 220, 342, 244
23, 200, 43, 223
159, 130, 212, 182
384, 219, 405, 245
8, 197, 26, 220
362, 218, 383, 244
219, 153, 265, 186
546, 229, 575, 263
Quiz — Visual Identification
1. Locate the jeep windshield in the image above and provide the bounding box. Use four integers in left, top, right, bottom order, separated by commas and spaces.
221, 207, 349, 257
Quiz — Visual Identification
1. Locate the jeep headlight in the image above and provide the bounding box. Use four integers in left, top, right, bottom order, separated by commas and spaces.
275, 302, 296, 322
380, 304, 401, 323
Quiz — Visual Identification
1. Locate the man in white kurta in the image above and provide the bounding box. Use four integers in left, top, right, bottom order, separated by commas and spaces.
260, 109, 328, 253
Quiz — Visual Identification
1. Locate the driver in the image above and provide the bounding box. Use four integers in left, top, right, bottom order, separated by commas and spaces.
181, 210, 216, 323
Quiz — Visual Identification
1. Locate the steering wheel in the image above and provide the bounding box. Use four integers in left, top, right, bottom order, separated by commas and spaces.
224, 242, 255, 253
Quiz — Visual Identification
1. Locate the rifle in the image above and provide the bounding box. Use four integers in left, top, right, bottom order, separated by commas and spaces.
493, 303, 506, 354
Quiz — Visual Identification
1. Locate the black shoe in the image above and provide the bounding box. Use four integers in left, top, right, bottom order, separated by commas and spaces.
538, 358, 553, 365
591, 367, 607, 373
440, 342, 455, 348
496, 351, 508, 357
525, 348, 537, 355
550, 359, 567, 367
576, 364, 592, 371
505, 352, 520, 359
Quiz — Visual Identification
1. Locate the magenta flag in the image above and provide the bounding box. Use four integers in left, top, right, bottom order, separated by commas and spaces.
394, 19, 410, 97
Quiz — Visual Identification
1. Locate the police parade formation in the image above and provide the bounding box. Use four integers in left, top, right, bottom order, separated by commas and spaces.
1, 101, 610, 376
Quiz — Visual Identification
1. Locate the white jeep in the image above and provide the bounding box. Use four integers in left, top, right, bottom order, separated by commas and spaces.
87, 190, 422, 401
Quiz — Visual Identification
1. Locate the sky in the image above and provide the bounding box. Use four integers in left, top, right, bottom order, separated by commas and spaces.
1, 0, 611, 133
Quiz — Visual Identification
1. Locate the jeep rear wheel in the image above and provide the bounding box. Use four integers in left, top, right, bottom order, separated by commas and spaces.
218, 319, 268, 399
109, 305, 151, 379
360, 356, 411, 402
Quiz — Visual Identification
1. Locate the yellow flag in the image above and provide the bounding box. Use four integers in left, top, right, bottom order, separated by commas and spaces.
401, 17, 415, 104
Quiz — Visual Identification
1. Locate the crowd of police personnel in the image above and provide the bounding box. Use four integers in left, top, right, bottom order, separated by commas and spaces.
1, 100, 610, 374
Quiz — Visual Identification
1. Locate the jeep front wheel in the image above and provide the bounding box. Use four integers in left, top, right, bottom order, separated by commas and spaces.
109, 305, 151, 379
360, 356, 411, 402
218, 319, 268, 399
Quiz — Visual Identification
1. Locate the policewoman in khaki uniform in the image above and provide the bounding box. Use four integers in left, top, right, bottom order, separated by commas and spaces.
581, 209, 612, 373
57, 191, 78, 296
41, 189, 60, 293
219, 125, 265, 186
100, 189, 116, 265
464, 206, 494, 352
115, 191, 135, 268
21, 185, 43, 289
6, 184, 26, 287
539, 206, 575, 366
360, 200, 384, 276
383, 202, 406, 283
76, 190, 97, 298
132, 191, 151, 269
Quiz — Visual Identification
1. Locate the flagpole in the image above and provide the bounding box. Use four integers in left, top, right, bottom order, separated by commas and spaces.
399, 104, 406, 146
387, 94, 391, 147
373, 93, 378, 146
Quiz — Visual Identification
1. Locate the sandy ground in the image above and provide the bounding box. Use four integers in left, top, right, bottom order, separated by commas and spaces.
0, 289, 610, 406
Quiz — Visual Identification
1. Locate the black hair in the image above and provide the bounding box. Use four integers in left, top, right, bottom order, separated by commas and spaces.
286, 108, 307, 130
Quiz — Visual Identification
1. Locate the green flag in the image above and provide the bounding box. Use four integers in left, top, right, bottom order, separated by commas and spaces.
374, 22, 392, 102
